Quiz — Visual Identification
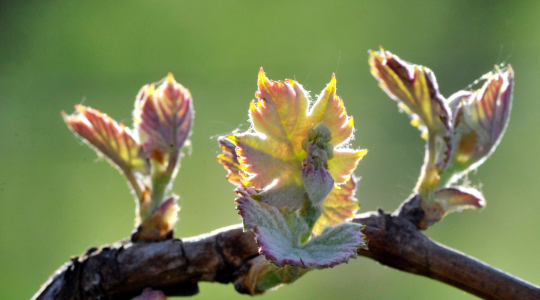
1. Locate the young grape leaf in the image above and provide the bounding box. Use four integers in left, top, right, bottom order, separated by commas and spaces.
63, 105, 147, 175
217, 136, 244, 187
369, 49, 452, 195
63, 73, 194, 242
369, 49, 451, 139
237, 194, 366, 269
219, 134, 359, 236
133, 73, 194, 161
133, 73, 195, 209
313, 176, 359, 235
227, 69, 366, 210
447, 66, 514, 181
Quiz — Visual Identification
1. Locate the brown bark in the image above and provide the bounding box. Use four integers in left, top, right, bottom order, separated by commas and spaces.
32, 211, 540, 300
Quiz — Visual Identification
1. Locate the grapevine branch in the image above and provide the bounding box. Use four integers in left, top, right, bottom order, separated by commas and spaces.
48, 55, 526, 300
32, 197, 540, 300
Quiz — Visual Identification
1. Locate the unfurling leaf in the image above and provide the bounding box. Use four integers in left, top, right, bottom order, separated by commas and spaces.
237, 194, 366, 269
134, 73, 194, 161
64, 73, 194, 241
371, 48, 514, 228
369, 49, 452, 196
62, 105, 147, 200
133, 73, 194, 210
369, 49, 451, 139
445, 66, 514, 183
220, 69, 367, 270
63, 105, 147, 175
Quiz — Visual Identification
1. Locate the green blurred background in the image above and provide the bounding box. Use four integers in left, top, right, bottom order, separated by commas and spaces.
1, 1, 539, 299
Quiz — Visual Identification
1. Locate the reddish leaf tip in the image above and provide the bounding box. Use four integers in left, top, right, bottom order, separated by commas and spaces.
326, 73, 337, 92
166, 72, 175, 84
258, 67, 270, 89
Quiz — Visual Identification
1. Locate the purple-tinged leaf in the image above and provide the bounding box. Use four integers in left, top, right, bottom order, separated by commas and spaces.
134, 73, 194, 162
237, 194, 366, 269
447, 66, 514, 182
369, 49, 451, 138
417, 186, 486, 228
63, 105, 147, 175
301, 156, 334, 207
434, 187, 486, 213
133, 73, 194, 208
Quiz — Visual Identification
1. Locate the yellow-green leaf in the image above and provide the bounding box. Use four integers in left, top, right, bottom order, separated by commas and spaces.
217, 136, 243, 187
313, 176, 360, 235
227, 68, 366, 210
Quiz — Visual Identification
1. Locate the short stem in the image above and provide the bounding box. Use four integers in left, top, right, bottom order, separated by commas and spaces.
150, 149, 180, 212
437, 168, 454, 188
299, 201, 321, 243
125, 171, 143, 201
415, 135, 449, 198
